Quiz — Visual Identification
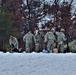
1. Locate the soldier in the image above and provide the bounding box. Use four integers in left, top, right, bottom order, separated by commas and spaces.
23, 30, 35, 53
34, 30, 41, 52
44, 29, 56, 53
9, 36, 19, 51
56, 29, 66, 53
39, 30, 45, 52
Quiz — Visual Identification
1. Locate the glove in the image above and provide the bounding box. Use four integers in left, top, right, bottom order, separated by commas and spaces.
59, 42, 62, 44
11, 44, 14, 48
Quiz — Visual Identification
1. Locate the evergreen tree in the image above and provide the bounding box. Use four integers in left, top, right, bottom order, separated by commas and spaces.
0, 5, 16, 49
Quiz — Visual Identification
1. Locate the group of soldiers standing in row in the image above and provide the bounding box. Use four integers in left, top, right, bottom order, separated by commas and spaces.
9, 27, 66, 53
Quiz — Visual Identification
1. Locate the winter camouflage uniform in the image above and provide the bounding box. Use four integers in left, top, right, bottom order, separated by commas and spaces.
9, 36, 19, 49
39, 31, 45, 51
56, 30, 66, 53
23, 31, 35, 53
34, 30, 41, 52
44, 31, 56, 53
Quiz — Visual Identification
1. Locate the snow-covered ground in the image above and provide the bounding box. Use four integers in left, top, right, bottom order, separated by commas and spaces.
0, 52, 76, 75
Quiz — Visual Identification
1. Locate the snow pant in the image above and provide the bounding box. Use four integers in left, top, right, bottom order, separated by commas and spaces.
47, 40, 56, 53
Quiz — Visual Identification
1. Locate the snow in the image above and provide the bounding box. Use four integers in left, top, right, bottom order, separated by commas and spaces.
0, 52, 76, 75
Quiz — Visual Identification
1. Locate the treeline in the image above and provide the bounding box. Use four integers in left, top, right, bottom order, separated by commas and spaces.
0, 0, 76, 50
0, 5, 19, 49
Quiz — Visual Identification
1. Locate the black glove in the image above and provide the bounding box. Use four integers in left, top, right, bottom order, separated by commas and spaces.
44, 42, 47, 45
11, 44, 14, 48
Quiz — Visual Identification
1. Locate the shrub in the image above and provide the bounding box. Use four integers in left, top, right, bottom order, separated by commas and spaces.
64, 40, 76, 53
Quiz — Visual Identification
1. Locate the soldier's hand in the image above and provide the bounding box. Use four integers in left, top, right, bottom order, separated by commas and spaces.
59, 42, 62, 44
11, 44, 14, 48
44, 42, 47, 45
54, 40, 57, 43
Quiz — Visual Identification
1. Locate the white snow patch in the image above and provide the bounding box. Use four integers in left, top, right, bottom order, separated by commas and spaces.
0, 52, 76, 75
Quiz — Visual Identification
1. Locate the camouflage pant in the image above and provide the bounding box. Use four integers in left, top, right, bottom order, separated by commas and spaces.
47, 40, 56, 53
25, 42, 33, 53
35, 43, 40, 52
57, 42, 64, 53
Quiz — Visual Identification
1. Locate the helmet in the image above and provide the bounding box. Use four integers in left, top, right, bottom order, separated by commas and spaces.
60, 29, 65, 32
51, 27, 55, 33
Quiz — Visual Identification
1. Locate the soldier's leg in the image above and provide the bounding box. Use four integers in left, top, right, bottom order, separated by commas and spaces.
51, 41, 56, 53
35, 43, 39, 52
29, 43, 33, 53
60, 43, 64, 53
57, 43, 61, 53
47, 43, 51, 53
26, 43, 30, 53
39, 43, 42, 52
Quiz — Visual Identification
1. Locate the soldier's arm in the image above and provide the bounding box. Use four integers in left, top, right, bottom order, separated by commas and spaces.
63, 33, 67, 41
34, 35, 37, 44
33, 34, 36, 44
14, 38, 18, 46
44, 33, 48, 43
9, 39, 15, 49
23, 35, 26, 42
